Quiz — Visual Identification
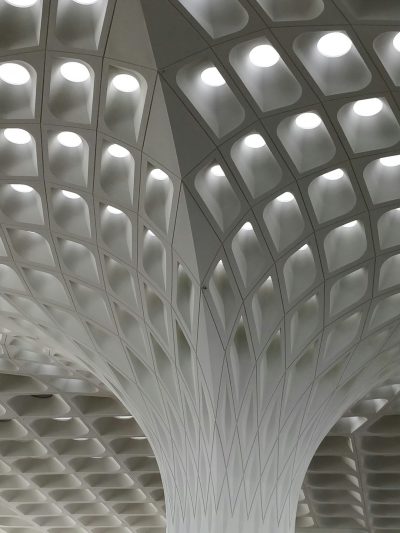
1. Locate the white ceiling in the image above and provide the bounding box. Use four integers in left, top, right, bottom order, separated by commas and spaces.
0, 1, 400, 533
0, 335, 165, 533
299, 378, 400, 531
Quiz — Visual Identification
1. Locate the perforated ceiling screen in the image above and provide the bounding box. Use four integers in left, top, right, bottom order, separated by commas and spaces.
298, 378, 400, 532
0, 336, 165, 533
0, 1, 400, 533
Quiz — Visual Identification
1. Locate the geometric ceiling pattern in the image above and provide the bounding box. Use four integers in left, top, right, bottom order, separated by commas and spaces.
298, 377, 400, 533
0, 335, 165, 533
1, 1, 400, 533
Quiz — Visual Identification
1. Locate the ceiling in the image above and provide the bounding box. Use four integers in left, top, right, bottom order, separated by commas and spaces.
298, 377, 400, 532
0, 1, 400, 533
0, 335, 165, 533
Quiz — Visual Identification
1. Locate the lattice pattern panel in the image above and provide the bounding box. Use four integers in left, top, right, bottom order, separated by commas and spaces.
298, 378, 400, 533
0, 1, 399, 533
0, 335, 165, 533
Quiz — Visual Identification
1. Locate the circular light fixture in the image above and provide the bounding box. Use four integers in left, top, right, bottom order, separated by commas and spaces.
241, 222, 253, 231
0, 62, 30, 85
107, 144, 129, 158
57, 131, 82, 148
379, 155, 400, 167
393, 32, 400, 52
5, 0, 37, 6
210, 164, 225, 177
343, 220, 357, 228
295, 112, 322, 130
4, 128, 31, 144
200, 67, 226, 87
276, 192, 294, 203
112, 73, 139, 93
62, 190, 81, 200
244, 134, 266, 148
107, 205, 123, 215
10, 184, 33, 193
249, 44, 280, 67
150, 168, 169, 181
60, 61, 90, 83
317, 32, 352, 58
322, 168, 344, 180
353, 98, 383, 117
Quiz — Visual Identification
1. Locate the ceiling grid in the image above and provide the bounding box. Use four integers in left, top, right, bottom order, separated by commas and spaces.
0, 1, 400, 533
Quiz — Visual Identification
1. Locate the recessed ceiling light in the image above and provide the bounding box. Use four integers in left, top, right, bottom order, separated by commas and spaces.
299, 244, 309, 251
115, 415, 133, 420
210, 164, 225, 177
74, 437, 89, 441
4, 128, 31, 144
147, 229, 155, 237
5, 0, 37, 6
317, 32, 352, 58
276, 192, 294, 203
0, 63, 30, 85
60, 61, 90, 83
62, 190, 81, 200
249, 44, 280, 67
107, 144, 129, 158
393, 32, 400, 52
379, 155, 400, 167
353, 98, 383, 117
244, 134, 266, 148
131, 436, 147, 440
57, 131, 82, 148
343, 220, 357, 228
72, 0, 99, 4
241, 222, 253, 231
10, 184, 33, 193
54, 417, 72, 421
150, 168, 169, 181
322, 169, 344, 180
107, 205, 123, 215
295, 112, 322, 130
200, 67, 226, 87
112, 73, 140, 93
